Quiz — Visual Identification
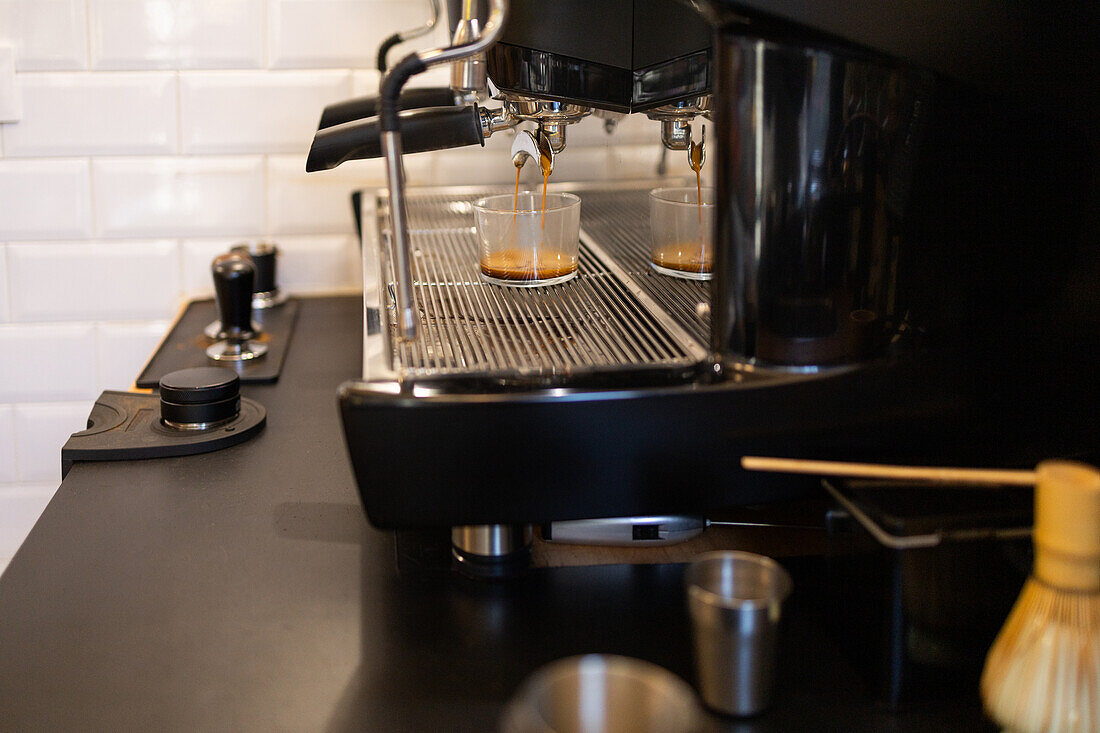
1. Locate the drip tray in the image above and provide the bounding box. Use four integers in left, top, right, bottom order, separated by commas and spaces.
363, 182, 711, 382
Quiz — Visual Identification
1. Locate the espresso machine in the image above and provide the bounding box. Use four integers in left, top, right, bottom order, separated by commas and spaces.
307, 0, 1099, 571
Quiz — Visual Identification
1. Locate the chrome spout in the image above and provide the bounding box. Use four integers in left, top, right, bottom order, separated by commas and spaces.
647, 95, 712, 151
418, 0, 507, 70
661, 119, 692, 151
449, 0, 487, 95
539, 124, 566, 154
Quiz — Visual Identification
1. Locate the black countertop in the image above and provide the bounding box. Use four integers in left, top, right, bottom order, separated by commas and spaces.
0, 296, 994, 731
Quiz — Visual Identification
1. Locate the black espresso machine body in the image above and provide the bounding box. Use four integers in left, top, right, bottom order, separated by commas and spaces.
483, 0, 712, 114
322, 0, 1099, 529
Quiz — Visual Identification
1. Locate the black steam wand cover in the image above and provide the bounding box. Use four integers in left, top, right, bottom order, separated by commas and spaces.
306, 105, 484, 172
317, 87, 458, 130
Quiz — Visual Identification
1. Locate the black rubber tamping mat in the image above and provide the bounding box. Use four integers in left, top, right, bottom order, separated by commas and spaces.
136, 298, 299, 387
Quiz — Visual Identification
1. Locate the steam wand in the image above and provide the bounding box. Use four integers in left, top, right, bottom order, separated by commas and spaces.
379, 0, 508, 342
376, 0, 441, 73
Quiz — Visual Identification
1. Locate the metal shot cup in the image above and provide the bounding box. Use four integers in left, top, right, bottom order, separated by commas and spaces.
499, 654, 704, 733
649, 187, 715, 280
685, 551, 793, 716
474, 192, 581, 287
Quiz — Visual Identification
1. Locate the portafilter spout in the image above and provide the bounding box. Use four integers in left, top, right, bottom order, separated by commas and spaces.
510, 129, 554, 175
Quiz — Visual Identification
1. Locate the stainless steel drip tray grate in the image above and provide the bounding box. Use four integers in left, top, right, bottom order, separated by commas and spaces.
579, 189, 712, 346
370, 183, 709, 381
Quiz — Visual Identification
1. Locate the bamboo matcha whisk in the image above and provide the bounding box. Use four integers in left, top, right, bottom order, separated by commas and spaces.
739, 455, 1100, 730
980, 460, 1100, 733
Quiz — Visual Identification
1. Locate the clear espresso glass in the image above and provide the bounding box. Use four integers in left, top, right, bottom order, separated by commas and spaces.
649, 187, 715, 281
474, 192, 581, 287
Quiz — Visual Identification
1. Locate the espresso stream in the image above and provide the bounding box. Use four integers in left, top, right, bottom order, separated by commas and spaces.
652, 132, 711, 274
485, 149, 570, 283
540, 148, 551, 231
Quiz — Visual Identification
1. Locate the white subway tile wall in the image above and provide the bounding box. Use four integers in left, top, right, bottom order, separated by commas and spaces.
4, 72, 178, 156
0, 0, 88, 71
0, 158, 93, 239
94, 320, 172, 391
0, 0, 674, 572
267, 154, 383, 235
0, 405, 14, 482
12, 401, 94, 482
268, 0, 451, 69
0, 244, 9, 321
0, 323, 99, 403
275, 234, 362, 292
179, 71, 351, 154
89, 0, 265, 70
93, 156, 267, 237
7, 240, 181, 321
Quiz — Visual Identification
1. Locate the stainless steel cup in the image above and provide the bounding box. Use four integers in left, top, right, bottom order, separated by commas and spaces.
499, 654, 703, 733
685, 551, 793, 716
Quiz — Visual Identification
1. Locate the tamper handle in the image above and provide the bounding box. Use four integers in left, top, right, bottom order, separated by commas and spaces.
212, 253, 255, 340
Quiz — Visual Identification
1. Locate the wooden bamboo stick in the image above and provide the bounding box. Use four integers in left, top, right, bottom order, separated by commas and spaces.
740, 456, 1037, 486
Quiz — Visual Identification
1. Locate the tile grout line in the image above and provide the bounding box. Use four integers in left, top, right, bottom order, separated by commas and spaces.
262, 154, 271, 238
176, 237, 186, 304
81, 151, 96, 239
91, 316, 104, 397
83, 0, 92, 70
175, 70, 183, 155
10, 395, 21, 483
0, 245, 8, 320
262, 0, 270, 70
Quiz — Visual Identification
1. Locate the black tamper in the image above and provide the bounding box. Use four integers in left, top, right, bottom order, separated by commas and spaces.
204, 242, 285, 339
232, 242, 286, 309
206, 253, 268, 362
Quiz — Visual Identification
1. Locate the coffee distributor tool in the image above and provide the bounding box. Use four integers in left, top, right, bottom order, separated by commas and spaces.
303, 0, 1098, 576
61, 367, 267, 478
